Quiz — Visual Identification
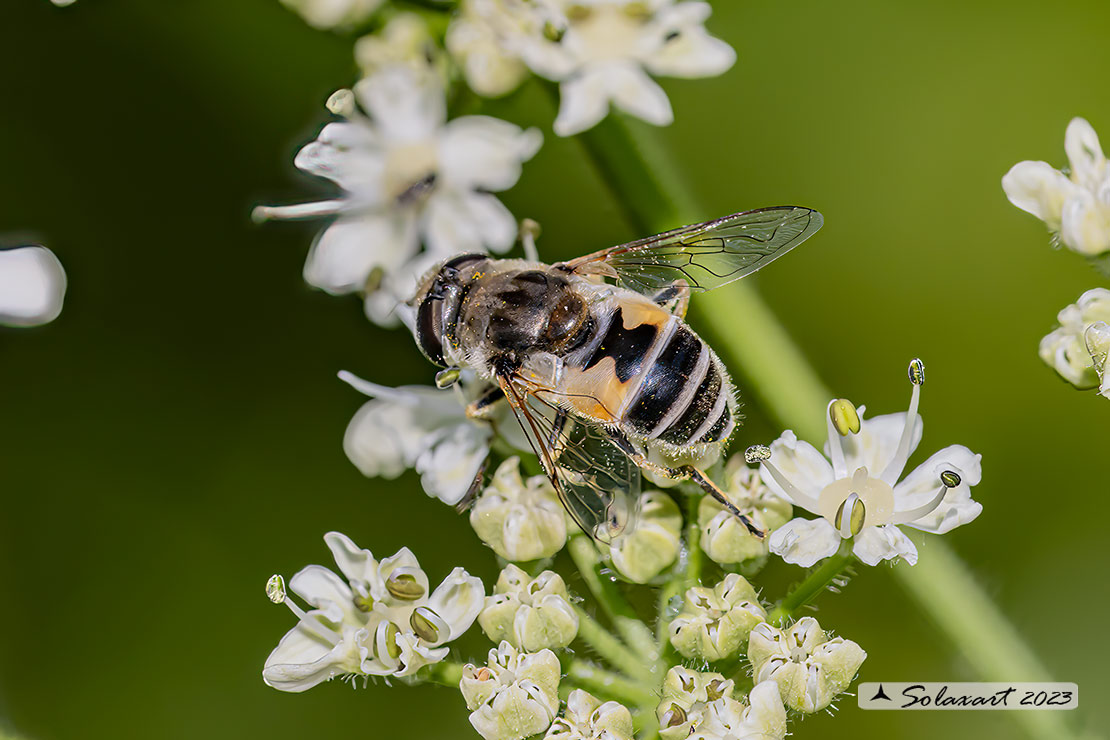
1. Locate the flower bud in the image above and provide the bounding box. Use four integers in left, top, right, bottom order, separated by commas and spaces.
606, 491, 682, 583
699, 460, 792, 566
669, 573, 768, 661
479, 565, 578, 651
463, 642, 561, 740
470, 457, 567, 562
748, 617, 866, 713
545, 689, 633, 740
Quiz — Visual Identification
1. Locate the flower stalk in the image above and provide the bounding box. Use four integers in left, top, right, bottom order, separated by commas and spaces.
765, 540, 854, 625
575, 109, 1077, 740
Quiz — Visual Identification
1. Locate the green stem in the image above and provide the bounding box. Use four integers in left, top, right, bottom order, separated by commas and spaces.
574, 112, 1081, 740
420, 660, 464, 688
567, 535, 662, 670
656, 493, 703, 646
566, 659, 659, 707
574, 604, 651, 679
766, 540, 854, 625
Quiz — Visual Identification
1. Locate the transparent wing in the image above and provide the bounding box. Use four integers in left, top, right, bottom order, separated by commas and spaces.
495, 374, 640, 542
561, 206, 823, 296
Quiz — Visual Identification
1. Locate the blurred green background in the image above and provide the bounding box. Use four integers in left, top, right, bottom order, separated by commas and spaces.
1, 0, 1106, 737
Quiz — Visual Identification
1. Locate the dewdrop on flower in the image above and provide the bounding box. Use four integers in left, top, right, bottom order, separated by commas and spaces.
1039, 288, 1110, 392
479, 565, 579, 651
747, 617, 866, 714
471, 457, 569, 561
669, 573, 768, 661
461, 642, 561, 740
754, 359, 983, 567
545, 689, 634, 740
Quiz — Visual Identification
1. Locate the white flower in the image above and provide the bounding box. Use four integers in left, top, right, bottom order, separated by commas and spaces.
447, 0, 535, 97
509, 0, 736, 136
279, 0, 383, 30
657, 667, 786, 740
471, 457, 569, 561
263, 532, 484, 691
1039, 288, 1110, 393
747, 617, 865, 714
605, 490, 682, 583
0, 246, 66, 327
546, 689, 634, 740
355, 13, 445, 79
339, 370, 526, 505
1003, 117, 1110, 256
461, 642, 562, 740
255, 66, 541, 326
479, 565, 579, 651
756, 360, 983, 567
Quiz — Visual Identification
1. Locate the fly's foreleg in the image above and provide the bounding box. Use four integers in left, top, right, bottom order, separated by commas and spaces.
466, 385, 506, 421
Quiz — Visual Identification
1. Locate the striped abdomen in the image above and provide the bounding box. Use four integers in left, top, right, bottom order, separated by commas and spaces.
561, 299, 735, 449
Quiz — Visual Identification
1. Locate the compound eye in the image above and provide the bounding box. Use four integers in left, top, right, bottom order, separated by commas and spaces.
415, 295, 446, 367
545, 292, 586, 346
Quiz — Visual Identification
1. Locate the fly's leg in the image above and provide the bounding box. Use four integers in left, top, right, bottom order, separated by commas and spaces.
466, 385, 506, 421
454, 456, 489, 513
651, 282, 690, 319
605, 431, 765, 538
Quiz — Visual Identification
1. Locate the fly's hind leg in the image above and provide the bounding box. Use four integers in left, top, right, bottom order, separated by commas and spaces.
651, 281, 690, 319
607, 432, 765, 538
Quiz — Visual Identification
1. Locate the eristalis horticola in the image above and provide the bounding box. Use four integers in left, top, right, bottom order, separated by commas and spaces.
410, 207, 823, 541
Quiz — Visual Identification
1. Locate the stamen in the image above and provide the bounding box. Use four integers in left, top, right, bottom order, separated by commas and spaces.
251, 199, 347, 223
748, 447, 822, 512
880, 359, 924, 485
337, 371, 418, 403
325, 88, 356, 117
891, 470, 958, 524
410, 607, 442, 642
834, 493, 866, 538
265, 574, 342, 647
825, 400, 854, 478
520, 218, 541, 262
386, 570, 427, 601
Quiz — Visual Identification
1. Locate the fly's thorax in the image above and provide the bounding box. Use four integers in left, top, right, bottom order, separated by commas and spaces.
453, 265, 595, 371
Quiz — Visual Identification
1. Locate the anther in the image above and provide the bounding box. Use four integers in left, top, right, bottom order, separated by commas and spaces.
410, 607, 441, 642
325, 88, 356, 117
829, 399, 861, 436
834, 493, 866, 537
745, 445, 771, 464
386, 571, 426, 601
940, 470, 961, 488
660, 704, 687, 728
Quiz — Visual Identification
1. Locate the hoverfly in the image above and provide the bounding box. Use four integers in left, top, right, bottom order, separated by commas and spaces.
410, 207, 823, 541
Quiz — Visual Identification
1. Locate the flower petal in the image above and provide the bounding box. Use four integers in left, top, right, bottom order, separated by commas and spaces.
422, 189, 518, 256
554, 71, 613, 137
768, 517, 841, 567
1001, 160, 1076, 228
0, 246, 66, 327
289, 564, 359, 623
642, 4, 735, 78
852, 524, 917, 565
263, 623, 354, 692
762, 430, 834, 505
1065, 117, 1107, 192
415, 422, 492, 505
895, 445, 983, 534
302, 213, 418, 295
323, 531, 379, 587
1060, 188, 1110, 255
439, 116, 542, 192
428, 566, 486, 639
354, 67, 445, 141
839, 410, 921, 477
605, 63, 674, 128
293, 122, 385, 200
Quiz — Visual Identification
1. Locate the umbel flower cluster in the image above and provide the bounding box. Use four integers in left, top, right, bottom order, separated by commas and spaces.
1004, 117, 1110, 399
253, 3, 986, 740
